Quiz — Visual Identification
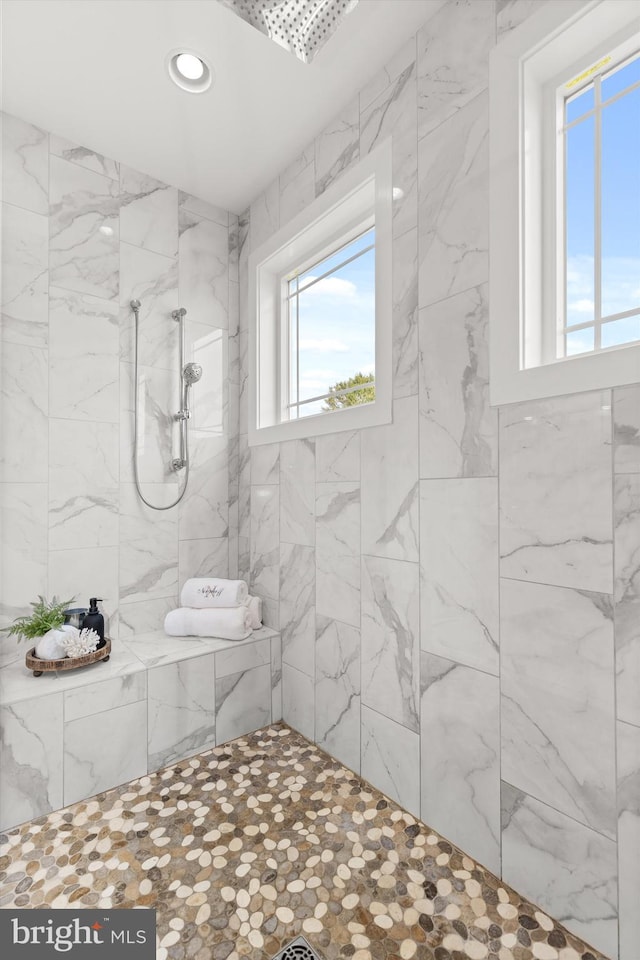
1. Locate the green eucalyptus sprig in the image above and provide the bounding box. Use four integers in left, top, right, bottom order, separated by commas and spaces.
3, 595, 75, 642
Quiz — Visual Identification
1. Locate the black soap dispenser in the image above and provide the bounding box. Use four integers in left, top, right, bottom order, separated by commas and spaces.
83, 598, 106, 649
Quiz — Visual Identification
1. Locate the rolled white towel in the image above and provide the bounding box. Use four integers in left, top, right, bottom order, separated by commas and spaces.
244, 595, 263, 629
164, 606, 252, 641
180, 578, 248, 609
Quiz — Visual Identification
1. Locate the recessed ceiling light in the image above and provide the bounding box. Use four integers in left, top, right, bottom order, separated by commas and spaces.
167, 49, 213, 93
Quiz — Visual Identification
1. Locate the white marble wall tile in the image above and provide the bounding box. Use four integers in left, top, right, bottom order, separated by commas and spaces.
119, 243, 179, 371
178, 538, 229, 593
262, 597, 279, 631
417, 0, 494, 140
120, 535, 179, 605
315, 431, 360, 483
119, 481, 177, 543
50, 155, 119, 300
147, 655, 216, 768
271, 634, 282, 723
315, 97, 359, 197
618, 719, 640, 960
118, 596, 176, 639
420, 478, 499, 674
1, 342, 48, 483
178, 446, 228, 542
228, 215, 239, 283
64, 699, 147, 806
280, 438, 315, 546
1, 202, 48, 347
238, 437, 250, 539
249, 178, 279, 251
614, 384, 640, 474
50, 134, 119, 180
251, 443, 280, 485
280, 542, 315, 678
49, 419, 119, 550
216, 638, 270, 679
361, 555, 420, 733
496, 0, 548, 37
2, 113, 48, 214
501, 783, 618, 959
238, 535, 250, 585
614, 474, 640, 726
360, 36, 417, 113
360, 62, 417, 238
315, 617, 360, 772
49, 546, 119, 640
421, 654, 500, 874
65, 669, 146, 722
499, 391, 613, 593
418, 91, 489, 307
215, 663, 271, 744
419, 283, 496, 478
0, 694, 63, 831
120, 165, 178, 258
282, 663, 314, 740
178, 209, 229, 329
119, 361, 179, 484
179, 191, 228, 227
250, 486, 280, 601
361, 395, 419, 562
49, 286, 119, 422
0, 484, 48, 654
316, 482, 360, 627
279, 148, 315, 227
228, 284, 240, 384
124, 634, 208, 669
361, 705, 420, 817
392, 227, 418, 399
501, 578, 616, 838
185, 322, 227, 437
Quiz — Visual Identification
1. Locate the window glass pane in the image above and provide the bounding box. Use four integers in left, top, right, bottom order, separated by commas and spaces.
289, 294, 298, 412
298, 227, 374, 293
566, 327, 595, 355
602, 53, 640, 103
566, 85, 594, 124
601, 86, 640, 318
601, 314, 640, 349
565, 115, 595, 330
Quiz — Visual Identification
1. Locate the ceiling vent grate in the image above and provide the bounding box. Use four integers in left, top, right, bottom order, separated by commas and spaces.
218, 0, 359, 63
270, 934, 324, 960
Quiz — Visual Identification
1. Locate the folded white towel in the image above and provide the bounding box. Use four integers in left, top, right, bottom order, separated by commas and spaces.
164, 606, 252, 641
180, 578, 249, 609
244, 595, 263, 629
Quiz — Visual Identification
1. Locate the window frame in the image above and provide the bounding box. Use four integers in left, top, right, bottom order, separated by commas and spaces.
489, 0, 640, 406
248, 139, 392, 445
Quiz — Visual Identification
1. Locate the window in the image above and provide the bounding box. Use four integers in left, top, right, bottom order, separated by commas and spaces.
489, 0, 640, 405
249, 141, 392, 445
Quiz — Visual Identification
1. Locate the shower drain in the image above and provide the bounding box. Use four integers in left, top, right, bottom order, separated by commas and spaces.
270, 934, 324, 960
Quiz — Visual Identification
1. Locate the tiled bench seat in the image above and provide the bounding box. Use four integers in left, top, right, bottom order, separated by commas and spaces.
0, 628, 281, 833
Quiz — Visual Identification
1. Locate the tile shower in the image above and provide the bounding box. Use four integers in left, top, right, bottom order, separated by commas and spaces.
0, 3, 638, 960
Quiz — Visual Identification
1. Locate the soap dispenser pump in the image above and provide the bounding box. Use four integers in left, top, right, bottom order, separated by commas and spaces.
83, 598, 106, 649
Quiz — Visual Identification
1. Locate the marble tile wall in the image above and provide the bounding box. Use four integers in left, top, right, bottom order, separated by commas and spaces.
0, 112, 238, 663
237, 2, 637, 957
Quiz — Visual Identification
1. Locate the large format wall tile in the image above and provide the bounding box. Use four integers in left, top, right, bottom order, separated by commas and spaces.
215, 663, 271, 744
361, 395, 419, 562
119, 243, 179, 371
501, 578, 616, 838
614, 384, 640, 474
315, 431, 360, 483
64, 700, 147, 806
496, 0, 548, 37
418, 91, 489, 308
279, 148, 314, 227
501, 783, 618, 959
0, 694, 63, 831
618, 720, 640, 960
0, 483, 47, 641
420, 478, 498, 674
148, 656, 216, 769
50, 155, 119, 300
1, 202, 49, 347
250, 486, 279, 601
50, 134, 119, 180
65, 669, 146, 722
316, 482, 360, 627
280, 439, 315, 546
419, 283, 496, 478
1, 342, 48, 483
280, 542, 315, 678
2, 113, 48, 214
314, 97, 359, 197
49, 546, 119, 641
178, 440, 229, 542
315, 617, 360, 772
614, 474, 640, 726
178, 537, 229, 592
119, 360, 179, 484
392, 227, 419, 399
499, 391, 613, 592
421, 654, 500, 874
361, 705, 420, 818
178, 209, 229, 329
120, 165, 178, 258
282, 663, 314, 740
361, 555, 419, 733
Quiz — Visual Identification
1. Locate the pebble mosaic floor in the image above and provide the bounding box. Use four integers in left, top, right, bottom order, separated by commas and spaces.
0, 724, 608, 960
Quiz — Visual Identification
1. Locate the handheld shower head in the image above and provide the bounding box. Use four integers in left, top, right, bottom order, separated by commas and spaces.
183, 362, 202, 385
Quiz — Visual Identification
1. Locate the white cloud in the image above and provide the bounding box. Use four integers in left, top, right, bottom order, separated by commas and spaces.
300, 275, 357, 298
299, 338, 349, 352
568, 298, 595, 314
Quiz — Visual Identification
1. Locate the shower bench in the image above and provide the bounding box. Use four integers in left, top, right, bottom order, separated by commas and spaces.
0, 627, 282, 834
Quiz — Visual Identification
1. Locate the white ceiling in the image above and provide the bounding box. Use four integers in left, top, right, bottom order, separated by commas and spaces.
1, 0, 443, 214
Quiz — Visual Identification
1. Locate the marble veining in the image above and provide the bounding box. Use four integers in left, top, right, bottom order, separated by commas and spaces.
250, 486, 280, 601
361, 704, 420, 817
215, 663, 271, 745
614, 384, 640, 474
1, 342, 48, 484
280, 438, 315, 546
50, 134, 119, 180
315, 616, 360, 772
178, 208, 229, 329
2, 113, 48, 214
315, 431, 360, 483
314, 98, 359, 197
147, 656, 216, 769
120, 165, 178, 258
315, 482, 360, 628
392, 227, 419, 398
279, 148, 315, 227
614, 474, 640, 726
1, 202, 49, 347
617, 719, 640, 960
279, 542, 315, 678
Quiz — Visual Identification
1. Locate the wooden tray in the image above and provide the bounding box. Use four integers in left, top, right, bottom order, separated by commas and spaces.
25, 638, 112, 676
